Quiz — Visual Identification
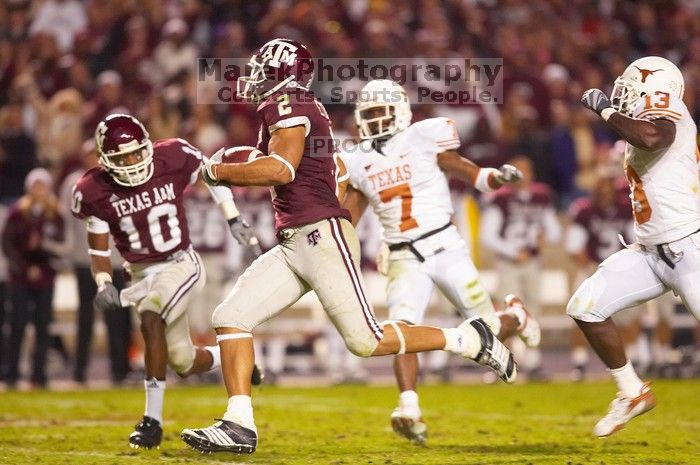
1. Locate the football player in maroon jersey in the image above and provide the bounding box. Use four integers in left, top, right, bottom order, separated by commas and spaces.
181, 39, 516, 454
71, 114, 261, 449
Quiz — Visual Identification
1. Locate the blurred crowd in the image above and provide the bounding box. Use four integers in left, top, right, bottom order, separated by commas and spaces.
1, 0, 700, 387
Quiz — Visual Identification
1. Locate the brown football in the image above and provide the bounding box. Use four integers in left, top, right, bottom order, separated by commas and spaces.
220, 146, 265, 163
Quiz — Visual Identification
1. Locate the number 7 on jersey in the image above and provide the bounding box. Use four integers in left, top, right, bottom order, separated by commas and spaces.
379, 183, 418, 232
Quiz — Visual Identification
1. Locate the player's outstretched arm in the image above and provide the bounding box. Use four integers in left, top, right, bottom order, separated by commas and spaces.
581, 89, 676, 152
88, 231, 121, 312
204, 126, 306, 187
437, 150, 522, 192
342, 185, 369, 227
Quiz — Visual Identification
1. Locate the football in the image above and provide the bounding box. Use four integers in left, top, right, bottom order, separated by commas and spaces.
221, 145, 266, 163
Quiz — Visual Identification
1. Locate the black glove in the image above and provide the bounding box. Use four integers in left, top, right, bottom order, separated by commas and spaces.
228, 216, 262, 257
581, 88, 612, 115
94, 282, 121, 312
495, 164, 523, 184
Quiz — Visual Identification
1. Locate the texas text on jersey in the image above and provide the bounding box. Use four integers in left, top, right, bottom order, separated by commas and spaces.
72, 138, 204, 263
340, 117, 460, 247
256, 87, 350, 231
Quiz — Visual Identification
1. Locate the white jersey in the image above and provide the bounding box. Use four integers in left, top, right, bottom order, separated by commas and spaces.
625, 93, 700, 246
341, 117, 462, 249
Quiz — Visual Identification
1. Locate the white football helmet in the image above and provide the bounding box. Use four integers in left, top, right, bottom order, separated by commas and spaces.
355, 80, 412, 140
611, 56, 684, 116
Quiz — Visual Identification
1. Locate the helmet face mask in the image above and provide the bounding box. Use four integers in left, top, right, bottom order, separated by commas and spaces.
95, 114, 154, 187
355, 80, 412, 141
237, 39, 314, 102
357, 105, 397, 139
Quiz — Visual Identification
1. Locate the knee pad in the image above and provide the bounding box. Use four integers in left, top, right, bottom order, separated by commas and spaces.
167, 341, 196, 375
211, 303, 255, 332
139, 291, 164, 313
342, 332, 378, 358
566, 278, 606, 323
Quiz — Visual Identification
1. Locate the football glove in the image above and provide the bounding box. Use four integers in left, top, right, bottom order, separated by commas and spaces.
495, 164, 523, 184
581, 88, 612, 116
228, 216, 262, 257
201, 148, 224, 186
94, 282, 121, 312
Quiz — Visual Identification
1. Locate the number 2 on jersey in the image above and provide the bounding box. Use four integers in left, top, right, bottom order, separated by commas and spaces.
379, 183, 418, 232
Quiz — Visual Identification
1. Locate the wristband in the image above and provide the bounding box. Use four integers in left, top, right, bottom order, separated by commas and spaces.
475, 168, 500, 193
601, 107, 616, 121
95, 271, 112, 287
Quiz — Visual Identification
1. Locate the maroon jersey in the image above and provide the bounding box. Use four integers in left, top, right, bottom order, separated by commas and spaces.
568, 198, 633, 263
71, 138, 202, 264
256, 88, 350, 231
184, 186, 228, 254
484, 183, 556, 255
1, 204, 65, 289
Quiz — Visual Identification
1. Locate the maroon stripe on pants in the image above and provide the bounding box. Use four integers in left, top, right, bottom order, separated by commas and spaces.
327, 218, 383, 340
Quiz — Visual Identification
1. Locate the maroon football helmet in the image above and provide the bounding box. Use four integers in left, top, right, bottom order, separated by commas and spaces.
237, 38, 314, 101
95, 114, 154, 186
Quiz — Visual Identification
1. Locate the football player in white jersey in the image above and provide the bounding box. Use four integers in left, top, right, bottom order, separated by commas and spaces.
573, 56, 700, 437
340, 80, 541, 444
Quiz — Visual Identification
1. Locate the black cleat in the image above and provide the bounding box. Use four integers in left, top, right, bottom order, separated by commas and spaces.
463, 317, 517, 383
251, 364, 263, 386
129, 415, 162, 449
181, 419, 257, 454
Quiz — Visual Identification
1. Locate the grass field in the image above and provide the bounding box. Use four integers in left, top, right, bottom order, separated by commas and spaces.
0, 380, 698, 465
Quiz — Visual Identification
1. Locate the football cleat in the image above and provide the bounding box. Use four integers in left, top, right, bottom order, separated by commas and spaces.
504, 294, 541, 348
181, 419, 257, 454
462, 317, 517, 383
129, 415, 162, 449
251, 364, 263, 386
593, 382, 656, 437
390, 409, 427, 445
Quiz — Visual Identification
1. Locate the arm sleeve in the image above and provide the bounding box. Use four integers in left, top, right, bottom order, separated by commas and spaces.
339, 149, 361, 190
479, 204, 521, 259
632, 93, 684, 123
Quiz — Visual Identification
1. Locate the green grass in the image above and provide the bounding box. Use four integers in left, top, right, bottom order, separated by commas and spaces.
0, 380, 698, 465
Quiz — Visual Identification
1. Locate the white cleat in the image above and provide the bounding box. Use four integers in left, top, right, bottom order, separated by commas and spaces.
593, 382, 656, 437
390, 409, 427, 445
505, 294, 541, 348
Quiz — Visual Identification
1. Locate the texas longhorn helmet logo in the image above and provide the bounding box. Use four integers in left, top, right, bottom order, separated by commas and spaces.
634, 66, 663, 83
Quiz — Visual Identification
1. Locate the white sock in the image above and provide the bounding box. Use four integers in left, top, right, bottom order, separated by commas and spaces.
205, 345, 221, 371
223, 395, 257, 433
609, 360, 644, 398
442, 325, 480, 359
572, 347, 589, 366
144, 378, 166, 424
399, 390, 421, 418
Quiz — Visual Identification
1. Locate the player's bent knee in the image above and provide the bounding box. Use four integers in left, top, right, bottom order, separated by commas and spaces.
566, 282, 607, 323
211, 304, 257, 332
167, 342, 196, 376
342, 333, 378, 358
